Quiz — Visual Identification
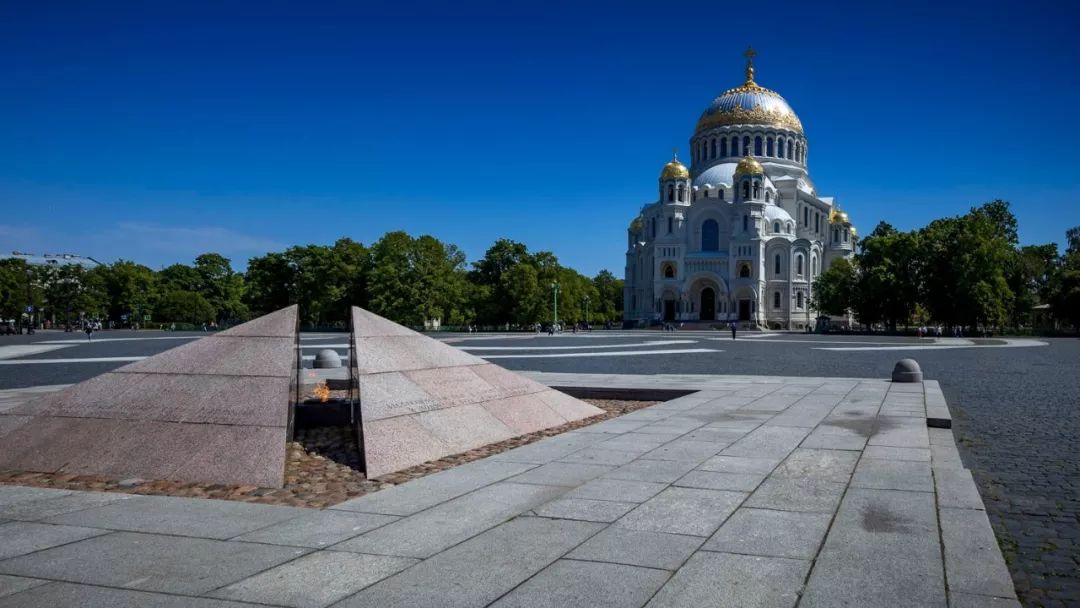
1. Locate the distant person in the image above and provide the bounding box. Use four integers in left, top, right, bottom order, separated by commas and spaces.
730, 321, 737, 340
84, 322, 94, 342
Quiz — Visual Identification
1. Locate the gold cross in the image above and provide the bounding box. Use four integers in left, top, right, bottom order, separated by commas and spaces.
744, 47, 756, 61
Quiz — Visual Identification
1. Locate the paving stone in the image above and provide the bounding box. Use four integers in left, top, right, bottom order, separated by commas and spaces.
641, 440, 726, 464
862, 445, 931, 462
798, 428, 868, 451
702, 508, 831, 559
508, 462, 614, 487
558, 447, 641, 466
0, 487, 72, 508
744, 477, 846, 513
673, 470, 765, 492
45, 495, 306, 539
0, 531, 308, 595
565, 478, 669, 503
940, 507, 1016, 599
490, 559, 670, 608
210, 551, 417, 608
800, 488, 945, 608
850, 458, 934, 492
616, 487, 746, 537
533, 497, 637, 522
0, 490, 139, 521
934, 467, 985, 511
720, 426, 810, 459
771, 448, 859, 483
867, 417, 929, 448
0, 583, 258, 607
598, 433, 676, 455
0, 521, 109, 560
605, 458, 698, 484
697, 455, 780, 475
567, 527, 702, 571
679, 427, 747, 445
949, 592, 1022, 608
645, 551, 809, 608
0, 575, 47, 599
333, 482, 564, 558
573, 419, 649, 434
336, 517, 603, 608
231, 510, 399, 548
331, 459, 536, 515
490, 432, 602, 464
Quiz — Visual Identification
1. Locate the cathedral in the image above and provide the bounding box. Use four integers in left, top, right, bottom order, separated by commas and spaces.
624, 49, 857, 329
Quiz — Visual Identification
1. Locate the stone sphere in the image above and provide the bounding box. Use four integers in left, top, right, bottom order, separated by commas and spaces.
313, 349, 342, 369
891, 358, 923, 383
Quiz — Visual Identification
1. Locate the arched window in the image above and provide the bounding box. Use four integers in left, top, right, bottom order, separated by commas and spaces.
732, 135, 740, 155
777, 138, 784, 158
742, 215, 748, 232
774, 253, 781, 274
743, 136, 751, 156
796, 254, 804, 275
720, 138, 727, 157
755, 136, 763, 155
668, 217, 673, 233
739, 264, 751, 278
718, 188, 724, 201
815, 213, 820, 232
710, 138, 717, 159
753, 182, 760, 199
765, 192, 772, 202
788, 222, 793, 234
677, 184, 685, 202
804, 207, 809, 226
742, 181, 750, 199
767, 137, 774, 156
667, 185, 674, 202
702, 219, 720, 251
664, 265, 675, 279
773, 221, 780, 233
797, 292, 804, 308
651, 217, 656, 238
774, 291, 781, 308
787, 139, 794, 160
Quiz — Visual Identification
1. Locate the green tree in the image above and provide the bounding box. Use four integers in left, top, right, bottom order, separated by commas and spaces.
101, 261, 158, 325
592, 269, 624, 324
155, 290, 216, 324
367, 231, 468, 326
812, 257, 856, 317
193, 253, 247, 323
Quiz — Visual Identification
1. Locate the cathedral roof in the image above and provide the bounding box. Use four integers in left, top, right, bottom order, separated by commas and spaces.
734, 153, 765, 178
659, 155, 689, 180
695, 48, 803, 135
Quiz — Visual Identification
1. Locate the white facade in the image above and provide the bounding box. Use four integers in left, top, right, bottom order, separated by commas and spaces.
624, 51, 856, 329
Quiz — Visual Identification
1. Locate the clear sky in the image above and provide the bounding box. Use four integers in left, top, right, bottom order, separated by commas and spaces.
1, 0, 1078, 274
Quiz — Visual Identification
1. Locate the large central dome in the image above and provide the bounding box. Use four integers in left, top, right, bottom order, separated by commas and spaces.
694, 51, 803, 135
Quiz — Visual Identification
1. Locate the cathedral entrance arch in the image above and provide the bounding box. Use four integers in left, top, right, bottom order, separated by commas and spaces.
700, 288, 716, 321
663, 300, 676, 321
738, 300, 751, 321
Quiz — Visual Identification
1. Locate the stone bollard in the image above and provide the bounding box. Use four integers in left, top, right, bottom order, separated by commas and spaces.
313, 349, 342, 369
891, 358, 923, 382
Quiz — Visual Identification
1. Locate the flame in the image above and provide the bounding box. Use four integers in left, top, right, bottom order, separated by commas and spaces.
313, 382, 330, 403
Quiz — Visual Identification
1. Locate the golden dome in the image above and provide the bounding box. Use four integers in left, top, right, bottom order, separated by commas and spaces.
659, 155, 689, 181
733, 153, 764, 178
629, 216, 644, 232
829, 208, 850, 224
695, 48, 804, 135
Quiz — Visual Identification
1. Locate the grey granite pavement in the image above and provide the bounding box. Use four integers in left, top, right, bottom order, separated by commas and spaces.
0, 373, 1017, 607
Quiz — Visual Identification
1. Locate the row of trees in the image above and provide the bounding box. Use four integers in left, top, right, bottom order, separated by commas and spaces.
0, 233, 625, 330
812, 200, 1079, 331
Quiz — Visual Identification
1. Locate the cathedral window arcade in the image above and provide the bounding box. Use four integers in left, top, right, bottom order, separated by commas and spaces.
774, 291, 781, 308
773, 221, 781, 234
774, 253, 781, 275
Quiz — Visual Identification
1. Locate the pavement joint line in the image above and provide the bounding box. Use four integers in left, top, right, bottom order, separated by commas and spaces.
478, 348, 723, 359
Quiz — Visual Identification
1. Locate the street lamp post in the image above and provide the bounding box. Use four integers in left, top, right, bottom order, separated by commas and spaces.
550, 281, 560, 330
25, 268, 34, 335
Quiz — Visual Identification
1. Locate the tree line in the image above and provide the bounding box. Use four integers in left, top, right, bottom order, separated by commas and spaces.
812, 200, 1080, 331
0, 233, 625, 330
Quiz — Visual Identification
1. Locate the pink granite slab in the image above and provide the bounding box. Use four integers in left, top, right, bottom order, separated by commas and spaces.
9, 373, 290, 428
350, 306, 605, 478
361, 415, 452, 479
117, 336, 294, 377
482, 394, 570, 435
216, 305, 298, 337
414, 404, 515, 453
0, 307, 299, 488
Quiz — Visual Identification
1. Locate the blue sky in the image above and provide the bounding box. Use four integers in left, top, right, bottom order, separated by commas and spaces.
1, 0, 1078, 274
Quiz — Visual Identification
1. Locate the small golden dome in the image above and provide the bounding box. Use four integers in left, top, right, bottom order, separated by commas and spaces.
659, 156, 689, 181
828, 208, 850, 224
734, 153, 764, 178
629, 216, 644, 232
